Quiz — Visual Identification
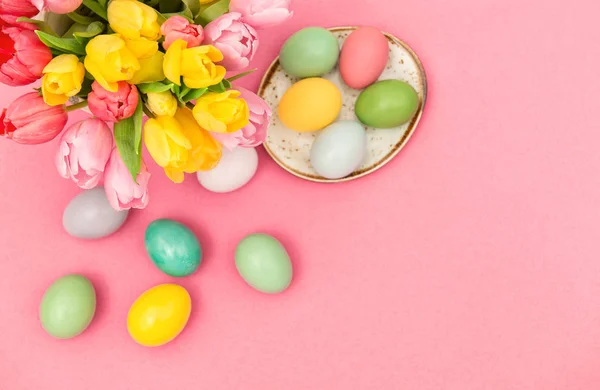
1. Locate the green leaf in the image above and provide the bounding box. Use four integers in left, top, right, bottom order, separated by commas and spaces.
73, 21, 105, 38
63, 23, 88, 38
182, 88, 208, 103
82, 0, 108, 20
208, 82, 226, 93
76, 78, 94, 98
35, 31, 86, 55
178, 85, 190, 100
222, 79, 232, 89
138, 82, 174, 94
226, 68, 257, 83
133, 96, 144, 156
195, 0, 230, 26
97, 0, 108, 8
16, 17, 56, 35
182, 0, 200, 17
67, 12, 96, 25
171, 84, 181, 96
114, 103, 143, 182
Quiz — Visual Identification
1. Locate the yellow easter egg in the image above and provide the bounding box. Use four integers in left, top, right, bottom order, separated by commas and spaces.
127, 284, 191, 347
278, 77, 342, 132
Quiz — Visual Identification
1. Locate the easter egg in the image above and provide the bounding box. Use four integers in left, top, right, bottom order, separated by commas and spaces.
279, 27, 340, 78
197, 147, 258, 193
355, 80, 419, 128
235, 234, 293, 294
145, 219, 202, 277
340, 27, 389, 89
278, 78, 342, 132
127, 284, 191, 347
39, 274, 96, 339
310, 121, 367, 179
63, 187, 129, 239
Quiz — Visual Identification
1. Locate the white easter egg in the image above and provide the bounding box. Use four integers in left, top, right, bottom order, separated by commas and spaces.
197, 148, 258, 193
310, 121, 367, 179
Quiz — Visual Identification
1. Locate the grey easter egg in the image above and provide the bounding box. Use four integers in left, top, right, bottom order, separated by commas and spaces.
63, 187, 129, 239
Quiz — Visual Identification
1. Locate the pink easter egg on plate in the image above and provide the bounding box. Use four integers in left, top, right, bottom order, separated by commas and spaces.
339, 26, 389, 90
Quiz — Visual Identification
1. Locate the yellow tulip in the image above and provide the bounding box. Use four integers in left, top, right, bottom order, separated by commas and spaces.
144, 108, 222, 183
41, 54, 85, 106
108, 0, 161, 41
163, 39, 226, 88
84, 34, 140, 92
174, 108, 222, 172
125, 37, 158, 60
147, 91, 177, 117
192, 90, 249, 133
129, 51, 164, 85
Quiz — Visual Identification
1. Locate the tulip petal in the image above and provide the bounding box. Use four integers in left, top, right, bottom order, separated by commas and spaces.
163, 39, 186, 86
129, 51, 165, 84
144, 118, 172, 167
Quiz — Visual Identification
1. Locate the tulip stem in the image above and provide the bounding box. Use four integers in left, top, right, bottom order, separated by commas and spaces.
142, 105, 155, 119
82, 0, 108, 20
66, 101, 89, 112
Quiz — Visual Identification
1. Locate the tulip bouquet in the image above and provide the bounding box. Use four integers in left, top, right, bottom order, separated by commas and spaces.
0, 0, 292, 210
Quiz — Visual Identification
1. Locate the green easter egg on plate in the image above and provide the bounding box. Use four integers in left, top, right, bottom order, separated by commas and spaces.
355, 80, 420, 128
40, 274, 96, 339
235, 234, 293, 294
279, 27, 340, 78
145, 219, 202, 277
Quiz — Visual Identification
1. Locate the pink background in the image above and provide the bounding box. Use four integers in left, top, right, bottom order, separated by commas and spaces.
2, 0, 600, 388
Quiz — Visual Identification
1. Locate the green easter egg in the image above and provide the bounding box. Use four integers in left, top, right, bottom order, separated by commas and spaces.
235, 234, 293, 294
40, 274, 96, 339
280, 27, 340, 78
355, 80, 420, 128
145, 219, 202, 277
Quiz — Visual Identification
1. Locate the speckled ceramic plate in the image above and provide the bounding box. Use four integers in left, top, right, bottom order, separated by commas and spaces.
258, 26, 427, 183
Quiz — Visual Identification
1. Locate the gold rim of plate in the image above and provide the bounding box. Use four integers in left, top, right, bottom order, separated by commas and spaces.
258, 26, 428, 183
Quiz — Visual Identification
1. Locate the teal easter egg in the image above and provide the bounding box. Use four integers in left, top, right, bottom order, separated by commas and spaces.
235, 234, 293, 294
145, 219, 202, 277
279, 27, 340, 78
355, 80, 420, 128
40, 274, 96, 339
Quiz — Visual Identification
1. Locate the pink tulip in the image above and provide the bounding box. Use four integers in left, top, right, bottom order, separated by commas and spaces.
204, 12, 258, 71
229, 0, 292, 29
103, 148, 150, 211
31, 0, 82, 14
1, 92, 68, 144
55, 119, 114, 189
0, 0, 38, 17
161, 16, 203, 50
0, 14, 38, 30
211, 87, 271, 150
88, 81, 139, 123
0, 23, 52, 86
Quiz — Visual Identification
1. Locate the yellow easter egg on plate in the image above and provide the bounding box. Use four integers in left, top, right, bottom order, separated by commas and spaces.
127, 284, 191, 347
278, 77, 342, 132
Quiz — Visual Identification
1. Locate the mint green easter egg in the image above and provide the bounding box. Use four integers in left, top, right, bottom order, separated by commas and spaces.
40, 274, 96, 339
355, 80, 420, 128
145, 219, 202, 277
235, 234, 293, 294
279, 27, 340, 78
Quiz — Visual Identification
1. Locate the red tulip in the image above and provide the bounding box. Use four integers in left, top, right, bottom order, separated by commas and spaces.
1, 92, 68, 144
0, 21, 52, 86
0, 0, 38, 18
